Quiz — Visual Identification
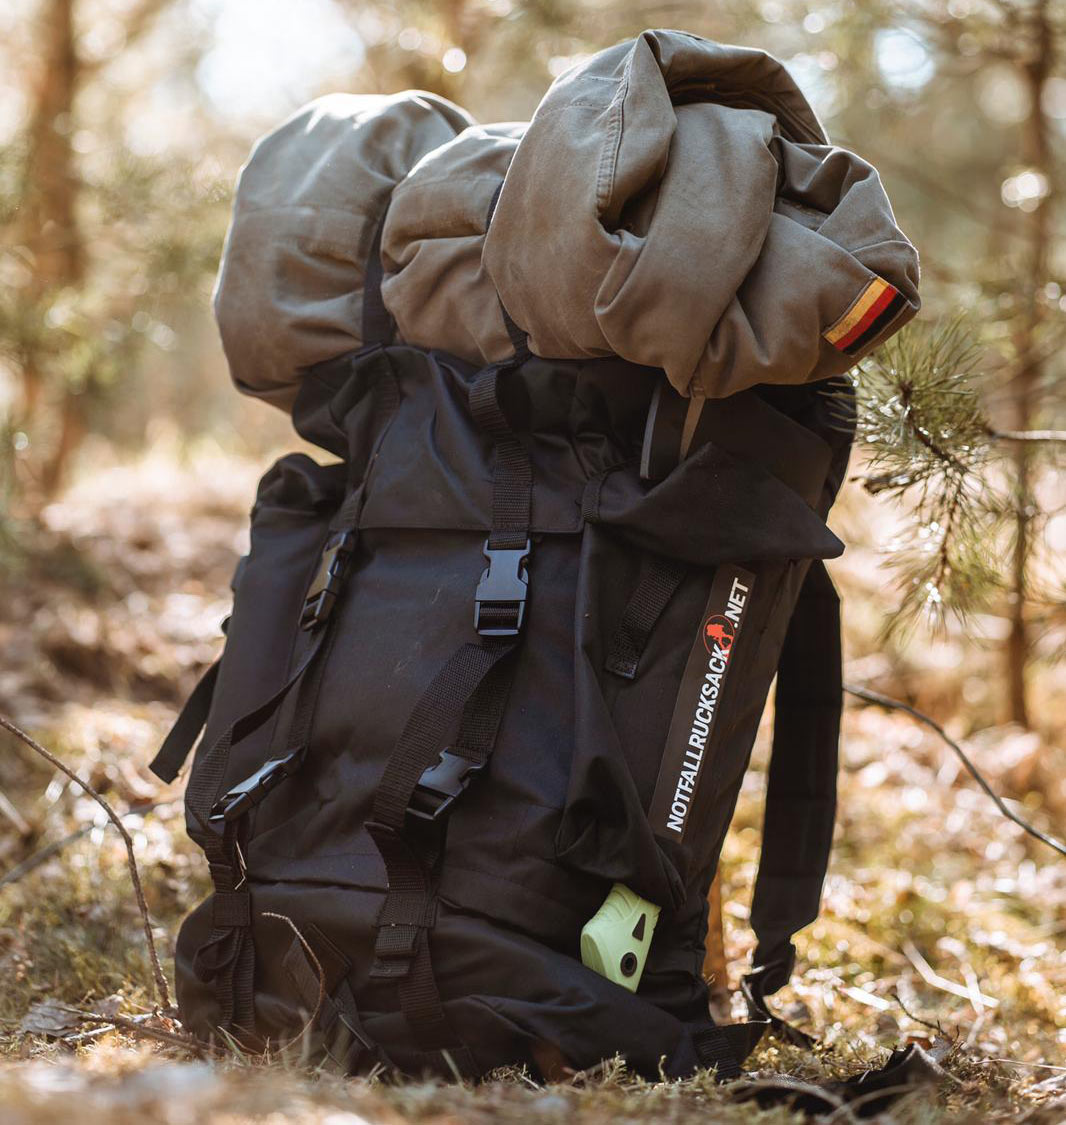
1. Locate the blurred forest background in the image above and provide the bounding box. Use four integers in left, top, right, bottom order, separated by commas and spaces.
0, 1, 1064, 1122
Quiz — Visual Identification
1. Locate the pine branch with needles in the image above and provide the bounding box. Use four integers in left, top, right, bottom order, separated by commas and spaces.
849, 317, 1013, 637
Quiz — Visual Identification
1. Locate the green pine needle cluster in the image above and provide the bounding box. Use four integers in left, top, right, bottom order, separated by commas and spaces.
851, 318, 1006, 638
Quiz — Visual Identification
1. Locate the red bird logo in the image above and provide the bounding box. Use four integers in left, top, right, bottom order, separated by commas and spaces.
703, 615, 735, 655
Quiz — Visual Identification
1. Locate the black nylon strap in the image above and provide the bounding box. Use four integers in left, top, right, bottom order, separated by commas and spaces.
693, 1020, 768, 1079
270, 604, 341, 771
149, 658, 220, 782
179, 360, 396, 1035
362, 207, 395, 347
185, 628, 330, 843
364, 636, 520, 1054
150, 491, 366, 794
361, 349, 532, 1065
469, 366, 532, 551
692, 1025, 743, 1080
181, 585, 333, 1034
282, 932, 387, 1073
192, 820, 255, 1031
484, 182, 530, 360
212, 891, 251, 927
185, 488, 368, 845
452, 655, 515, 763
605, 555, 688, 679
742, 559, 841, 1044
371, 640, 518, 832
400, 931, 474, 1063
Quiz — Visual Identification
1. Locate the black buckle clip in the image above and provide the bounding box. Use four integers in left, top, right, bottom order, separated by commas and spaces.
407, 749, 487, 822
209, 747, 305, 825
301, 530, 355, 630
474, 538, 531, 637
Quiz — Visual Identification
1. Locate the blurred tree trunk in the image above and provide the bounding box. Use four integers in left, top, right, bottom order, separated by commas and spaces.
1006, 0, 1055, 728
15, 0, 171, 498
18, 0, 83, 475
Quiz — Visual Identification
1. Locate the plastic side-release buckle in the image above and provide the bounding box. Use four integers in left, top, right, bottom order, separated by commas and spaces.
474, 539, 531, 637
301, 530, 356, 630
209, 747, 305, 825
407, 749, 487, 822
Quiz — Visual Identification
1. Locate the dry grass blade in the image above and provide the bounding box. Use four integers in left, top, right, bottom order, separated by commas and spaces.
902, 942, 998, 1009
0, 714, 173, 1010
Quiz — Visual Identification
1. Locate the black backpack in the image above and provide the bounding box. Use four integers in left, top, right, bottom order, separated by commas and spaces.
152, 251, 853, 1080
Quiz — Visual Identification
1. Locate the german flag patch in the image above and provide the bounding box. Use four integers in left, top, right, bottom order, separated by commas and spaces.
824, 277, 906, 355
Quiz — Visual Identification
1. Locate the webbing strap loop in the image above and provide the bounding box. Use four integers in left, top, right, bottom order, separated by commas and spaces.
469, 364, 533, 553
692, 1020, 769, 1080
740, 966, 815, 1048
180, 592, 337, 1034
604, 554, 688, 679
149, 658, 220, 783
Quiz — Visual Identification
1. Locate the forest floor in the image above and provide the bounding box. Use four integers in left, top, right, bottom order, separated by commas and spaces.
0, 441, 1063, 1124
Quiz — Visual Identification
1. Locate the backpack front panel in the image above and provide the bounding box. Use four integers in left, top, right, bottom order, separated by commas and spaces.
173, 344, 848, 1076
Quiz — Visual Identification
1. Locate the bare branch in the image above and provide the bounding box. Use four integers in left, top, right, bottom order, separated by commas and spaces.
0, 715, 172, 1010
0, 800, 173, 889
56, 1005, 218, 1055
842, 684, 1066, 859
987, 429, 1066, 443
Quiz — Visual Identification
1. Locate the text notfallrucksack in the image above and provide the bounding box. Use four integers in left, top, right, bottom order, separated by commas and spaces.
152, 244, 853, 1079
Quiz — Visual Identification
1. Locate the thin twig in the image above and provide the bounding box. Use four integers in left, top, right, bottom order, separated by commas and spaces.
0, 800, 173, 888
61, 1010, 156, 1046
982, 1059, 1066, 1072
892, 989, 945, 1035
842, 684, 1066, 859
262, 911, 326, 1055
987, 428, 1066, 443
57, 1005, 218, 1055
0, 715, 172, 1010
1, 827, 89, 888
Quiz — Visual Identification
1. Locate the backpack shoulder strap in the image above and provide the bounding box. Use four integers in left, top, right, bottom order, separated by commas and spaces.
742, 558, 841, 1043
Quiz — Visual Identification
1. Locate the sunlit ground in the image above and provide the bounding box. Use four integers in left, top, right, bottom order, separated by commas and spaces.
0, 443, 1062, 1123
